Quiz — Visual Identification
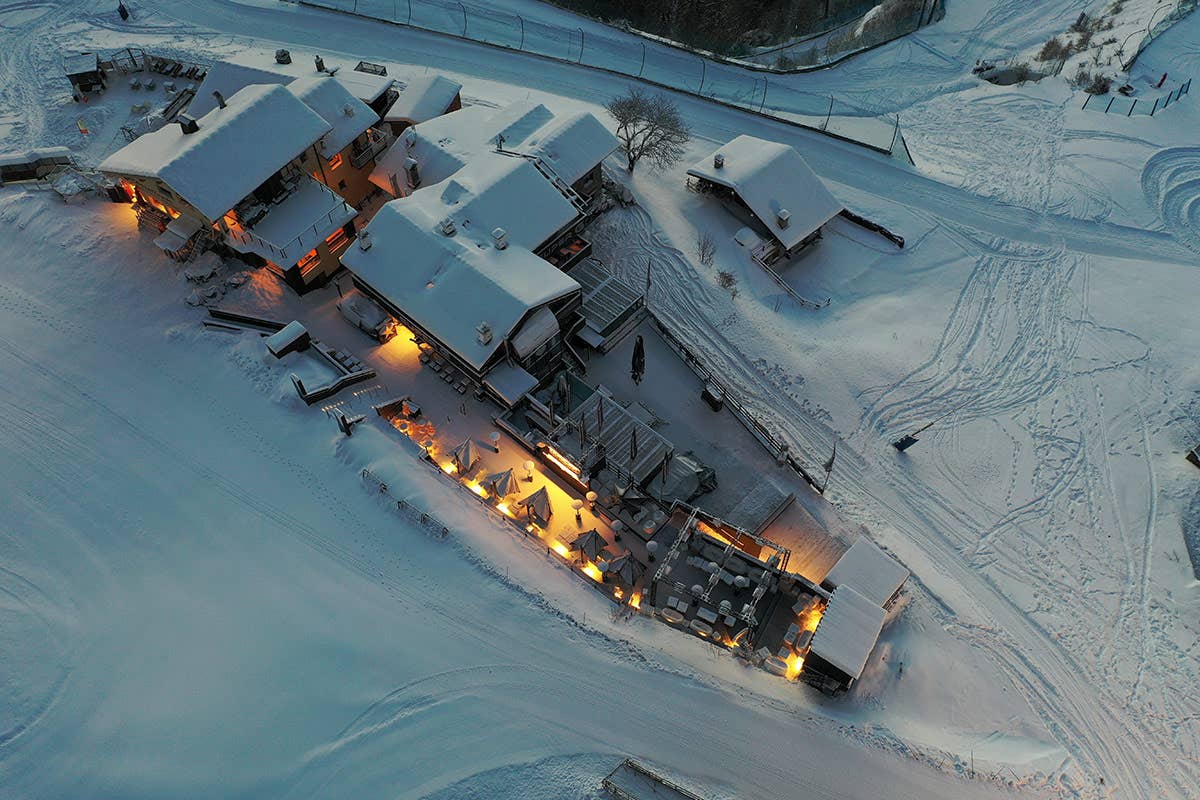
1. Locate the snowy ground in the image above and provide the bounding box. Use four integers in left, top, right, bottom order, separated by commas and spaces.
2, 0, 1199, 798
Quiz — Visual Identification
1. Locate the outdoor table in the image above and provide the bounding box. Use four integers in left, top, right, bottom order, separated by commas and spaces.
695, 607, 719, 625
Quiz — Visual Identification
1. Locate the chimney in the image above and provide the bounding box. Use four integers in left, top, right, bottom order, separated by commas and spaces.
178, 115, 199, 135
404, 157, 420, 190
314, 54, 326, 73
776, 208, 790, 228
212, 90, 226, 109
357, 230, 373, 251
713, 153, 725, 169
342, 103, 355, 117
475, 322, 493, 345
439, 217, 456, 237
491, 227, 508, 250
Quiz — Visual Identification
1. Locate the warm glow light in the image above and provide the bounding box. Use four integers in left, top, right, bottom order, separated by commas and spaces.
785, 652, 804, 679
800, 606, 824, 633
466, 481, 487, 498
551, 540, 571, 558
496, 502, 513, 517
613, 587, 624, 600
581, 562, 603, 581
540, 445, 586, 488
441, 462, 457, 474
629, 592, 642, 609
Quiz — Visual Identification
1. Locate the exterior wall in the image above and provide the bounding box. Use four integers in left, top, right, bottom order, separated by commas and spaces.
270, 219, 356, 294
108, 173, 211, 229
571, 162, 603, 204
315, 132, 378, 208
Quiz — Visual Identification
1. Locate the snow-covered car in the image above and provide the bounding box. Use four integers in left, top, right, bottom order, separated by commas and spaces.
337, 289, 397, 342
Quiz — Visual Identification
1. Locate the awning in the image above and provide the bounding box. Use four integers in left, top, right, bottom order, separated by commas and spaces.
484, 362, 538, 407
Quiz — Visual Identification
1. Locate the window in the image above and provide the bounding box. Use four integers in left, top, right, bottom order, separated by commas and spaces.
297, 249, 320, 273
328, 153, 343, 170
324, 228, 349, 251
337, 180, 346, 190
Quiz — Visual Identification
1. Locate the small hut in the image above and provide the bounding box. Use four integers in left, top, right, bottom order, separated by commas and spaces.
483, 468, 517, 498
449, 439, 479, 474
518, 486, 553, 527
64, 52, 106, 99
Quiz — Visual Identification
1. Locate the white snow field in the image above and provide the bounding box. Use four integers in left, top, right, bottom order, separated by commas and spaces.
1, 0, 1199, 799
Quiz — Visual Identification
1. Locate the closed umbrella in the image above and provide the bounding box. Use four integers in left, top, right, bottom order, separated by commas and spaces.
518, 486, 552, 526
572, 529, 606, 561
450, 439, 477, 472
483, 468, 516, 498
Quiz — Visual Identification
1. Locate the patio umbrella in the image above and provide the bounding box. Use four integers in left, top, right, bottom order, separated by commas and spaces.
483, 468, 517, 498
572, 529, 606, 561
660, 448, 674, 488
518, 486, 552, 525
449, 439, 478, 473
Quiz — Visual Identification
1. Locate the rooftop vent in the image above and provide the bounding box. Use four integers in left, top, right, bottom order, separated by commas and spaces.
212, 90, 226, 109
713, 153, 725, 169
178, 115, 199, 135
357, 230, 373, 251
776, 208, 790, 228
314, 54, 326, 73
439, 217, 457, 237
491, 227, 508, 250
342, 103, 355, 117
275, 49, 292, 65
475, 322, 493, 346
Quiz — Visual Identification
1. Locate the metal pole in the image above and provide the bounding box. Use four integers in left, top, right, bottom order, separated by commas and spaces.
823, 94, 833, 129
578, 28, 584, 63
1082, 93, 1091, 110
517, 13, 524, 50
407, 0, 411, 25
457, 1, 466, 36
698, 59, 706, 94
889, 115, 899, 154
638, 42, 646, 77
1151, 96, 1160, 115
1128, 98, 1137, 116
759, 77, 767, 112
1104, 96, 1115, 113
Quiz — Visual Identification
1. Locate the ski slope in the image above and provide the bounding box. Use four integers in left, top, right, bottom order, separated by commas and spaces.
2, 0, 1199, 798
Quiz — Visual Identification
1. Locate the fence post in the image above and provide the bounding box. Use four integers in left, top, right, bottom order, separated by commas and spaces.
457, 1, 466, 35
1128, 98, 1137, 116
1150, 96, 1159, 115
638, 42, 646, 77
889, 115, 900, 155
698, 58, 706, 94
823, 94, 833, 130
1104, 96, 1115, 112
759, 77, 768, 112
578, 27, 585, 63
406, 0, 411, 25
516, 13, 524, 50
1082, 93, 1091, 109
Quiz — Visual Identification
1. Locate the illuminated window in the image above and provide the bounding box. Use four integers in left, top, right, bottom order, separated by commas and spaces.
324, 228, 349, 250
328, 153, 343, 170
297, 249, 320, 273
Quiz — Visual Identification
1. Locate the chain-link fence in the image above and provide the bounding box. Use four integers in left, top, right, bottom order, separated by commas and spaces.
298, 0, 906, 156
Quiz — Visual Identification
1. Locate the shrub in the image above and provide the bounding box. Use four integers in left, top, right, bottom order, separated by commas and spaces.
1070, 12, 1091, 32
774, 53, 796, 70
696, 230, 716, 267
1011, 61, 1034, 83
1038, 37, 1071, 61
717, 270, 738, 298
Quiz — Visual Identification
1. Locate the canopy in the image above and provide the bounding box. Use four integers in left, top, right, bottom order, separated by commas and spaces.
572, 528, 605, 560
450, 439, 478, 472
483, 468, 517, 498
607, 552, 643, 587
518, 486, 552, 524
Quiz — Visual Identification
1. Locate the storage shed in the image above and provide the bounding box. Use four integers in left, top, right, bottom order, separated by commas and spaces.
64, 51, 106, 99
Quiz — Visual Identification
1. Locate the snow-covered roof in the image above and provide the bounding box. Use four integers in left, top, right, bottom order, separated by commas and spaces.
100, 83, 331, 221
63, 51, 99, 75
384, 74, 462, 126
231, 176, 356, 265
484, 363, 539, 407
519, 111, 618, 184
809, 585, 885, 682
687, 134, 843, 251
0, 147, 72, 167
286, 76, 375, 158
373, 101, 616, 192
822, 537, 909, 608
343, 157, 580, 371
189, 59, 393, 118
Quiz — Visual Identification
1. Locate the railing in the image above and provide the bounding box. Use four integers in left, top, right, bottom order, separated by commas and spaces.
224, 186, 353, 265
351, 128, 391, 169
647, 312, 821, 491
1082, 78, 1191, 116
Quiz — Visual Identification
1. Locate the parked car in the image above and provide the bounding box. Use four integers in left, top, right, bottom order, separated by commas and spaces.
337, 289, 397, 342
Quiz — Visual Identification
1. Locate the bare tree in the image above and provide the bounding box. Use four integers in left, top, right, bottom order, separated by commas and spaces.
605, 87, 691, 172
696, 230, 716, 267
